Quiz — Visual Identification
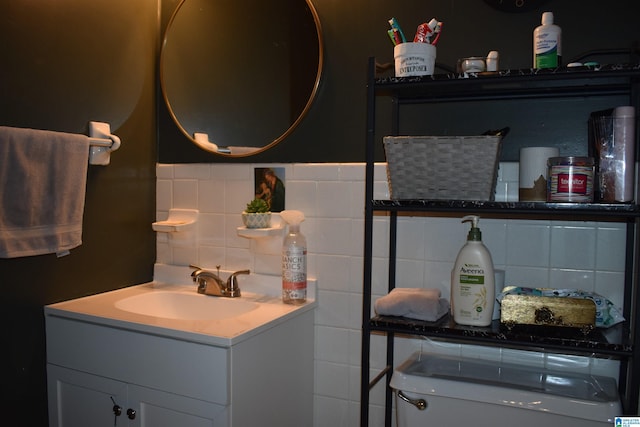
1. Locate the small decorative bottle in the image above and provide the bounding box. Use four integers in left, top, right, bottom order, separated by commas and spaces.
280, 210, 307, 304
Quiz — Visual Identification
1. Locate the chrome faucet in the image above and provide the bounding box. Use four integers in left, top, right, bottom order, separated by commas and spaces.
190, 265, 249, 298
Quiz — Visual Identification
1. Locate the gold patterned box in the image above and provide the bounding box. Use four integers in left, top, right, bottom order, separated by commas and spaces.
500, 294, 596, 329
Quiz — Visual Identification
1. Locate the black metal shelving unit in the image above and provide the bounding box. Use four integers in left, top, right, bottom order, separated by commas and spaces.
360, 58, 640, 427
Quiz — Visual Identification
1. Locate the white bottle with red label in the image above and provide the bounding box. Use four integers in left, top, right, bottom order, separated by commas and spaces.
281, 210, 307, 304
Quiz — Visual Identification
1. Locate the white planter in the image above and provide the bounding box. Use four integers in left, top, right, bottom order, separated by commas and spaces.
241, 212, 271, 229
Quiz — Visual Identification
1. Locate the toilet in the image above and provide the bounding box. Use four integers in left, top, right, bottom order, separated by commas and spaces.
390, 352, 621, 426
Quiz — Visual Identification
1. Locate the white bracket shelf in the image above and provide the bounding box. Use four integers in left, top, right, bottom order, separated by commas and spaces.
152, 209, 198, 233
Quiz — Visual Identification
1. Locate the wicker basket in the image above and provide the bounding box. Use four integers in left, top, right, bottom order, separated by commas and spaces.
383, 135, 502, 201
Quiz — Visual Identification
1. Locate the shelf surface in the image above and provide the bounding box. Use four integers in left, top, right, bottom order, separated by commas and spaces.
374, 64, 640, 101
372, 199, 640, 218
370, 314, 631, 357
236, 225, 283, 238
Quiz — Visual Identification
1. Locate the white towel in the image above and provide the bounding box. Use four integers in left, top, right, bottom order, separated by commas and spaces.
0, 126, 90, 258
375, 287, 450, 322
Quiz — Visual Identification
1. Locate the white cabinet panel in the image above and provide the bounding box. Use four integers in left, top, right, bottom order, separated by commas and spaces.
48, 365, 227, 427
46, 315, 229, 404
48, 365, 127, 427
130, 384, 227, 427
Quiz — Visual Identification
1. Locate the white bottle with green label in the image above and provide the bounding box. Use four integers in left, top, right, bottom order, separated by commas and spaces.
451, 215, 495, 326
533, 11, 562, 69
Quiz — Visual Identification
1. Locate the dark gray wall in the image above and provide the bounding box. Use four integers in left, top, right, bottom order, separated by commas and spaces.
0, 0, 158, 425
0, 0, 638, 425
159, 0, 640, 163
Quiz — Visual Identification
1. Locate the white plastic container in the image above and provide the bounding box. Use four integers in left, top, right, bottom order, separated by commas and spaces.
590, 107, 636, 202
391, 352, 621, 427
394, 42, 436, 77
613, 106, 636, 202
450, 215, 494, 326
281, 210, 307, 304
486, 50, 499, 72
533, 12, 562, 68
519, 146, 560, 201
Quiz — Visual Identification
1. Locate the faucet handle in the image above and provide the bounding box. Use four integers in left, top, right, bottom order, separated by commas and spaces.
227, 269, 250, 297
189, 264, 222, 279
189, 264, 204, 278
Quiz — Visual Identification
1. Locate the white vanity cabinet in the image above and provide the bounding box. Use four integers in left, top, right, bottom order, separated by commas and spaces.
46, 300, 314, 427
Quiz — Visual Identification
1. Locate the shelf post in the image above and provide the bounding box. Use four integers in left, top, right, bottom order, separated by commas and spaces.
360, 56, 377, 427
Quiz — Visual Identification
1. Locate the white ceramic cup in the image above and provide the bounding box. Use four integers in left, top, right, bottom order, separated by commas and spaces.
394, 43, 436, 77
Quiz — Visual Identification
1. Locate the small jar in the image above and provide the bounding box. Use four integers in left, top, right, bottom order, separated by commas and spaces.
547, 157, 595, 202
456, 57, 486, 73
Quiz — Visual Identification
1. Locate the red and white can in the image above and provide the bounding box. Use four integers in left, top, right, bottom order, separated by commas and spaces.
547, 156, 594, 202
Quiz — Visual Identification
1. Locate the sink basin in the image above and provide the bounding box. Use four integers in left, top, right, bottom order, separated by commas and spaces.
45, 265, 317, 345
115, 291, 258, 320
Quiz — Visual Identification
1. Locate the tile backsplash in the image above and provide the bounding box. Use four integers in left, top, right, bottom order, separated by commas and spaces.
156, 162, 624, 427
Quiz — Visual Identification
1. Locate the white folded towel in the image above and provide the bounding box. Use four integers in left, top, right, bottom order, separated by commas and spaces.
375, 287, 450, 322
0, 126, 90, 258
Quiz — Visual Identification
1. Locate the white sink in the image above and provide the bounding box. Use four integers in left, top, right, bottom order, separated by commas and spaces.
115, 291, 258, 320
44, 265, 317, 346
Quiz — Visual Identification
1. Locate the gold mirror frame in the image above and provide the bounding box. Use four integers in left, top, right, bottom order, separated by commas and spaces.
160, 0, 324, 157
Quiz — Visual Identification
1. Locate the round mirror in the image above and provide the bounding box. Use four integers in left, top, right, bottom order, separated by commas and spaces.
160, 0, 323, 157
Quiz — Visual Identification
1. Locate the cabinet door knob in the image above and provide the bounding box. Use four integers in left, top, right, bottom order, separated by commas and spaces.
112, 404, 122, 416
111, 397, 123, 426
127, 408, 137, 420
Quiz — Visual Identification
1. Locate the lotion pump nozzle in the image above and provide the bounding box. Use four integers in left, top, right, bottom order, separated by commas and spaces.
462, 215, 482, 241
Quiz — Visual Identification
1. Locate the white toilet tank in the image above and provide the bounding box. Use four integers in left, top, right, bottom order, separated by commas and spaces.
390, 352, 621, 427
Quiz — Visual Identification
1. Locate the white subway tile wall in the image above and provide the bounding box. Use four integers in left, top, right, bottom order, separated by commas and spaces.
156, 162, 624, 427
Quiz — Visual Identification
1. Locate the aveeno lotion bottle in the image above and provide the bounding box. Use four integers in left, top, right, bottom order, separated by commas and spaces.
451, 216, 495, 326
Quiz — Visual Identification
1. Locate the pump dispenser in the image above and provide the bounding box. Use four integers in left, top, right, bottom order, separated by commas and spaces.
451, 215, 495, 326
280, 210, 307, 304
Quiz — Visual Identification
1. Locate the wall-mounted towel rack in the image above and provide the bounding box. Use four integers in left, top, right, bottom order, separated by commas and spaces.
88, 121, 121, 165
88, 137, 115, 147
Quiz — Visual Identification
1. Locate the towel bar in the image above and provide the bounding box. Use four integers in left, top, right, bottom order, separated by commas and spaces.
88, 137, 115, 147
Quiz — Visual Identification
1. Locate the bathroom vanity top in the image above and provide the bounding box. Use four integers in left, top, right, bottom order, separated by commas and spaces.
45, 265, 316, 347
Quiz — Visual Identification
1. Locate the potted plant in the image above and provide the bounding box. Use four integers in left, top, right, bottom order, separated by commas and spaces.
242, 198, 271, 228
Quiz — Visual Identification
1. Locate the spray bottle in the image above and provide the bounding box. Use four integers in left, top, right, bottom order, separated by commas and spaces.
281, 210, 307, 304
533, 11, 562, 69
450, 215, 495, 326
